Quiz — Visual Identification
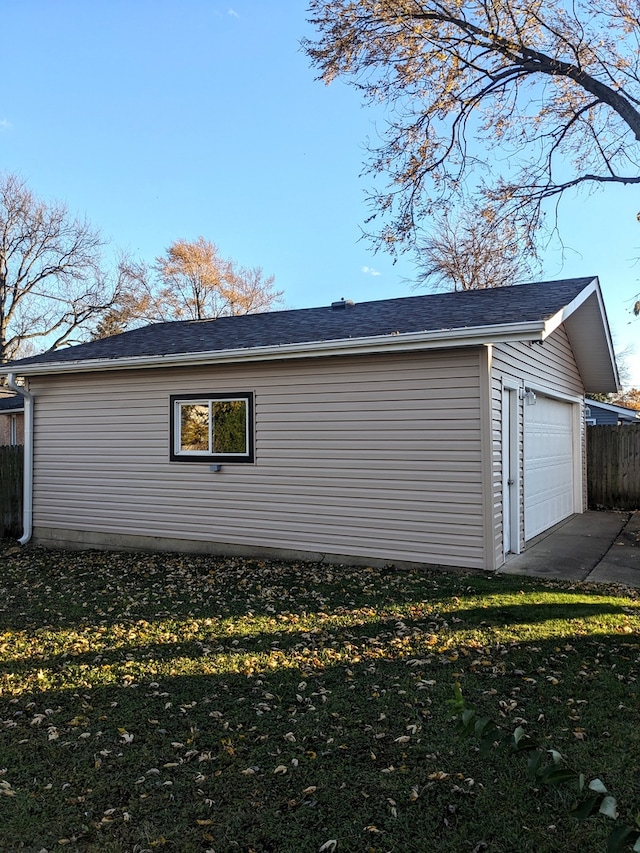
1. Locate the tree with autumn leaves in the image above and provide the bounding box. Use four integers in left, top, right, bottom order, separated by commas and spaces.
593, 388, 640, 409
0, 172, 283, 359
155, 237, 282, 320
618, 388, 640, 410
93, 237, 283, 338
305, 0, 640, 307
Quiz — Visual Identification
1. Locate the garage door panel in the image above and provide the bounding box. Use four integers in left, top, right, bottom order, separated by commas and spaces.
524, 396, 574, 540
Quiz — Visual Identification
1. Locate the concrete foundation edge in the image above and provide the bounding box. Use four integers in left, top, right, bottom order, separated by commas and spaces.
31, 526, 480, 575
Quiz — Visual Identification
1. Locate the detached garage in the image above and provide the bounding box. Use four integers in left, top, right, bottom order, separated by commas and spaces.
3, 277, 619, 572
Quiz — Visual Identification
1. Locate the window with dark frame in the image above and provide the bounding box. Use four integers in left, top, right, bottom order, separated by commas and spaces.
170, 393, 254, 463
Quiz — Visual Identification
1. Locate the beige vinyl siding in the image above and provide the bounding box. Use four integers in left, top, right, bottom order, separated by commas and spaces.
494, 328, 585, 398
490, 327, 586, 565
30, 349, 488, 568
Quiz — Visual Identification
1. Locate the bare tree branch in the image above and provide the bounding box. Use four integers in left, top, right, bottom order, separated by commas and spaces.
304, 0, 640, 254
414, 201, 539, 291
0, 173, 118, 362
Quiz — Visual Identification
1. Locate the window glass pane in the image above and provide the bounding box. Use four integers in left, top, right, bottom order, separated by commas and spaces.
212, 399, 247, 453
180, 404, 209, 451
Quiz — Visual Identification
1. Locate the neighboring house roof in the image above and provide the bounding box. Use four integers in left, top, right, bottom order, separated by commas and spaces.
586, 398, 640, 422
0, 393, 24, 414
0, 277, 619, 392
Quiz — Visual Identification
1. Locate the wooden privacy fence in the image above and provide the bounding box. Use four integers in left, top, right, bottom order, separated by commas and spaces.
0, 445, 23, 538
587, 424, 640, 510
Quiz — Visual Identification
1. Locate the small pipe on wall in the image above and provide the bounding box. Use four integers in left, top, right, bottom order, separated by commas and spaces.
7, 373, 33, 545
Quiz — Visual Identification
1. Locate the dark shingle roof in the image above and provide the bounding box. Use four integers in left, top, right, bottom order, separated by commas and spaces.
0, 393, 24, 412
4, 278, 595, 369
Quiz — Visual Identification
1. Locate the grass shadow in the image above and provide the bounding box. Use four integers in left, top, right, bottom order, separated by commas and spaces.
0, 544, 639, 852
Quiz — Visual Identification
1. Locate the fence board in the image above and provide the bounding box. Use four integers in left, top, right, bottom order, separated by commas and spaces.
587, 424, 640, 510
0, 445, 23, 538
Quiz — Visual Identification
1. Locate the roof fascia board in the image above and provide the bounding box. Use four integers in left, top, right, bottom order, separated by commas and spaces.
544, 276, 605, 338
0, 321, 546, 377
586, 398, 640, 417
543, 276, 618, 373
541, 277, 619, 392
586, 283, 619, 386
541, 277, 599, 338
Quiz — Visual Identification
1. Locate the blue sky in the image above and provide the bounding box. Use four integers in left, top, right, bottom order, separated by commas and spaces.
1, 1, 639, 386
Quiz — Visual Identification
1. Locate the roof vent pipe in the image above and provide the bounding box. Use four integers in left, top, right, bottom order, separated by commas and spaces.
331, 298, 355, 310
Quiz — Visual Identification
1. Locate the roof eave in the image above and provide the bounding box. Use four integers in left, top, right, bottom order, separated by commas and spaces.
586, 398, 640, 418
542, 277, 619, 394
0, 321, 547, 377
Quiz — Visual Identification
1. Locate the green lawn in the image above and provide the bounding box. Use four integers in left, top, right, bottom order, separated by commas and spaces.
0, 542, 639, 852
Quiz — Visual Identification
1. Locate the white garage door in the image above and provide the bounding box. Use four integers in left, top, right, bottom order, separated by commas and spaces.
524, 395, 575, 540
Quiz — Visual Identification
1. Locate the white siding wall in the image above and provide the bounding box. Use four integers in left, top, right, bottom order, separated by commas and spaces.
30, 349, 489, 568
491, 327, 586, 566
